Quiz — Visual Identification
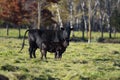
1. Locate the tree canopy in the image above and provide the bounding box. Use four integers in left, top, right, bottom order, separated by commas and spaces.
0, 0, 120, 31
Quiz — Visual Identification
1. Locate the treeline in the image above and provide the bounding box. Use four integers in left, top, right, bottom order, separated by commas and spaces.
0, 0, 120, 39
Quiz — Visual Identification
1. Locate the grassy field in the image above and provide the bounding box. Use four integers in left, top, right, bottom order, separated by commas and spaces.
0, 28, 120, 80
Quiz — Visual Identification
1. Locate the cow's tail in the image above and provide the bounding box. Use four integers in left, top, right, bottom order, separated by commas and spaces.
19, 30, 29, 53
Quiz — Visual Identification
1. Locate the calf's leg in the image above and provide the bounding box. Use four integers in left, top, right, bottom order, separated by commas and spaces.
41, 49, 47, 60
55, 51, 59, 59
33, 48, 37, 58
40, 43, 47, 60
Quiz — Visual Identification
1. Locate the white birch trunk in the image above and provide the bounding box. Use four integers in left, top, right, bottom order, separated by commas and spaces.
88, 0, 92, 43
37, 0, 41, 29
55, 4, 63, 28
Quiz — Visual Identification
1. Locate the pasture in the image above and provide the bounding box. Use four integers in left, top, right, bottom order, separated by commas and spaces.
0, 29, 120, 80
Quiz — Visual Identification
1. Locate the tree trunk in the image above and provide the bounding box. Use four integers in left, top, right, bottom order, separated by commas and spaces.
6, 24, 9, 36
100, 15, 103, 38
88, 0, 92, 43
82, 24, 85, 39
37, 0, 41, 29
109, 24, 112, 38
107, 17, 112, 38
106, 0, 112, 38
55, 4, 63, 28
70, 1, 74, 37
113, 28, 116, 38
84, 18, 88, 38
18, 25, 21, 38
101, 26, 104, 38
82, 2, 88, 38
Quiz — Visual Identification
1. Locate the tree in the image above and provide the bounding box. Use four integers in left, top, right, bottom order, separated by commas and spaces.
105, 0, 119, 38
111, 8, 120, 33
29, 0, 60, 29
0, 0, 30, 37
0, 0, 15, 36
37, 0, 44, 29
88, 0, 92, 43
0, 0, 119, 39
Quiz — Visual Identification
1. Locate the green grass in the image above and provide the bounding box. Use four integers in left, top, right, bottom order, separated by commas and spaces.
0, 28, 120, 80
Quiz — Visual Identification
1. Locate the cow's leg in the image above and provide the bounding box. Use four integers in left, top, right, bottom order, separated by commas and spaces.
55, 52, 57, 59
29, 47, 33, 58
33, 48, 37, 58
59, 52, 62, 59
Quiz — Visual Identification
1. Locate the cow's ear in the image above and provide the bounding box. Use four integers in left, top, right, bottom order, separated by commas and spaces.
60, 27, 64, 30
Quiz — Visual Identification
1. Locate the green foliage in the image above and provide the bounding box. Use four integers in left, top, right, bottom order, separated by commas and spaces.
0, 29, 120, 80
110, 8, 120, 31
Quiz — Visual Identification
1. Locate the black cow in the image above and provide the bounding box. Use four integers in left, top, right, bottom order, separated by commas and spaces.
19, 27, 72, 59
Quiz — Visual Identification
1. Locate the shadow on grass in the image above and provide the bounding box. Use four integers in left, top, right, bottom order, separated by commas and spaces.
70, 37, 88, 42
71, 37, 120, 43
33, 75, 60, 80
98, 37, 120, 43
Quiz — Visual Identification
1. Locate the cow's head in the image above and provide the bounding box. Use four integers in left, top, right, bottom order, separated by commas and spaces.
60, 25, 73, 47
